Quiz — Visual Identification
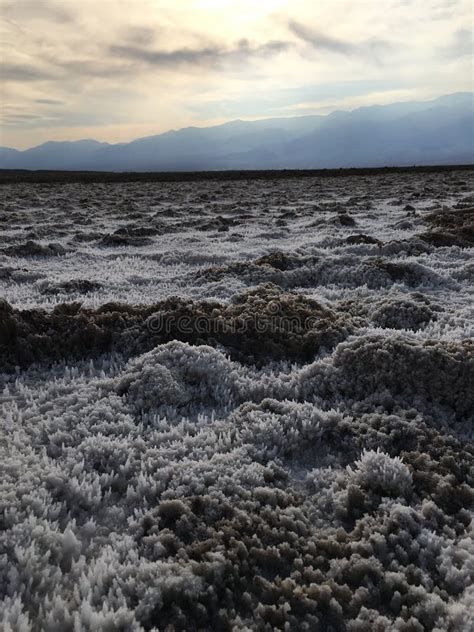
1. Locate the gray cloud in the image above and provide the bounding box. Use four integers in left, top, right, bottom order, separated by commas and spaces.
5, 113, 41, 119
109, 38, 289, 70
289, 21, 356, 55
1, 111, 57, 126
35, 98, 64, 105
3, 117, 41, 126
2, 57, 126, 83
3, 37, 288, 86
438, 29, 473, 59
288, 20, 392, 61
121, 25, 157, 46
54, 58, 136, 79
1, 63, 57, 82
1, 0, 75, 24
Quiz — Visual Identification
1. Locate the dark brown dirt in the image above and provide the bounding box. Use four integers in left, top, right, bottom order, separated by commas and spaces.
0, 285, 353, 371
419, 207, 474, 247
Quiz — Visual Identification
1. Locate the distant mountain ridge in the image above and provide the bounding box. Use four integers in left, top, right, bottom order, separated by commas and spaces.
1, 93, 473, 171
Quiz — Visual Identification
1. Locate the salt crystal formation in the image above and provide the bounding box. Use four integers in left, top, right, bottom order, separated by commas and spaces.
0, 171, 473, 631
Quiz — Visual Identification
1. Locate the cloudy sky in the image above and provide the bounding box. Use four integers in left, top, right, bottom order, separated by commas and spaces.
1, 0, 472, 148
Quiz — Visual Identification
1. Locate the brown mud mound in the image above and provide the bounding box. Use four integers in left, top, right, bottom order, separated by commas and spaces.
201, 283, 351, 364
370, 295, 437, 330
148, 284, 352, 365
99, 229, 155, 247
0, 285, 353, 371
40, 279, 103, 295
254, 251, 316, 271
369, 258, 442, 286
194, 253, 444, 291
419, 207, 474, 247
4, 240, 68, 257
345, 234, 382, 246
193, 252, 320, 285
337, 293, 438, 332
331, 335, 473, 417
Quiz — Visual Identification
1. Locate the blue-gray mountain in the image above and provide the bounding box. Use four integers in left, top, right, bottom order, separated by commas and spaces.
2, 93, 473, 171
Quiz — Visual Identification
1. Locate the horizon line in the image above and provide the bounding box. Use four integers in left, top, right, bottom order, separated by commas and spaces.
1, 164, 473, 185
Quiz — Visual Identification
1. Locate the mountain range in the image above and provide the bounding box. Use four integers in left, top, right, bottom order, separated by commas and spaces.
1, 93, 473, 171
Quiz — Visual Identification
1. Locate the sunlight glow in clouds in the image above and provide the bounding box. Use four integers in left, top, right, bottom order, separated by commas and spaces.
0, 0, 472, 148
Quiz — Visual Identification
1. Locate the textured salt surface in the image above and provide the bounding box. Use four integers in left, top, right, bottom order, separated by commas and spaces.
0, 171, 473, 631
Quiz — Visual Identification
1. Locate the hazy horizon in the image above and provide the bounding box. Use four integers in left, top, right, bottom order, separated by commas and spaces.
1, 0, 472, 150
0, 90, 471, 152
1, 90, 471, 170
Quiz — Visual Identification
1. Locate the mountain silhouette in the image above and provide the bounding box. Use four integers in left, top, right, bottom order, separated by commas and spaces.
1, 93, 472, 171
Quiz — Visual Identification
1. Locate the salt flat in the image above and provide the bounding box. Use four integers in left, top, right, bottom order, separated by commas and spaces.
0, 170, 473, 631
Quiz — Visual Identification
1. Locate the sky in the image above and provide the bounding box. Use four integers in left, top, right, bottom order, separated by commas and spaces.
0, 0, 472, 149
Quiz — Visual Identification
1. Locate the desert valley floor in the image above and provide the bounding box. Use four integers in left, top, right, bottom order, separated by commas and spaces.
0, 170, 473, 631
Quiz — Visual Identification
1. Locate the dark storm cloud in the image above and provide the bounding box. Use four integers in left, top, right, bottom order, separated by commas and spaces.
288, 20, 393, 60
109, 38, 290, 69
